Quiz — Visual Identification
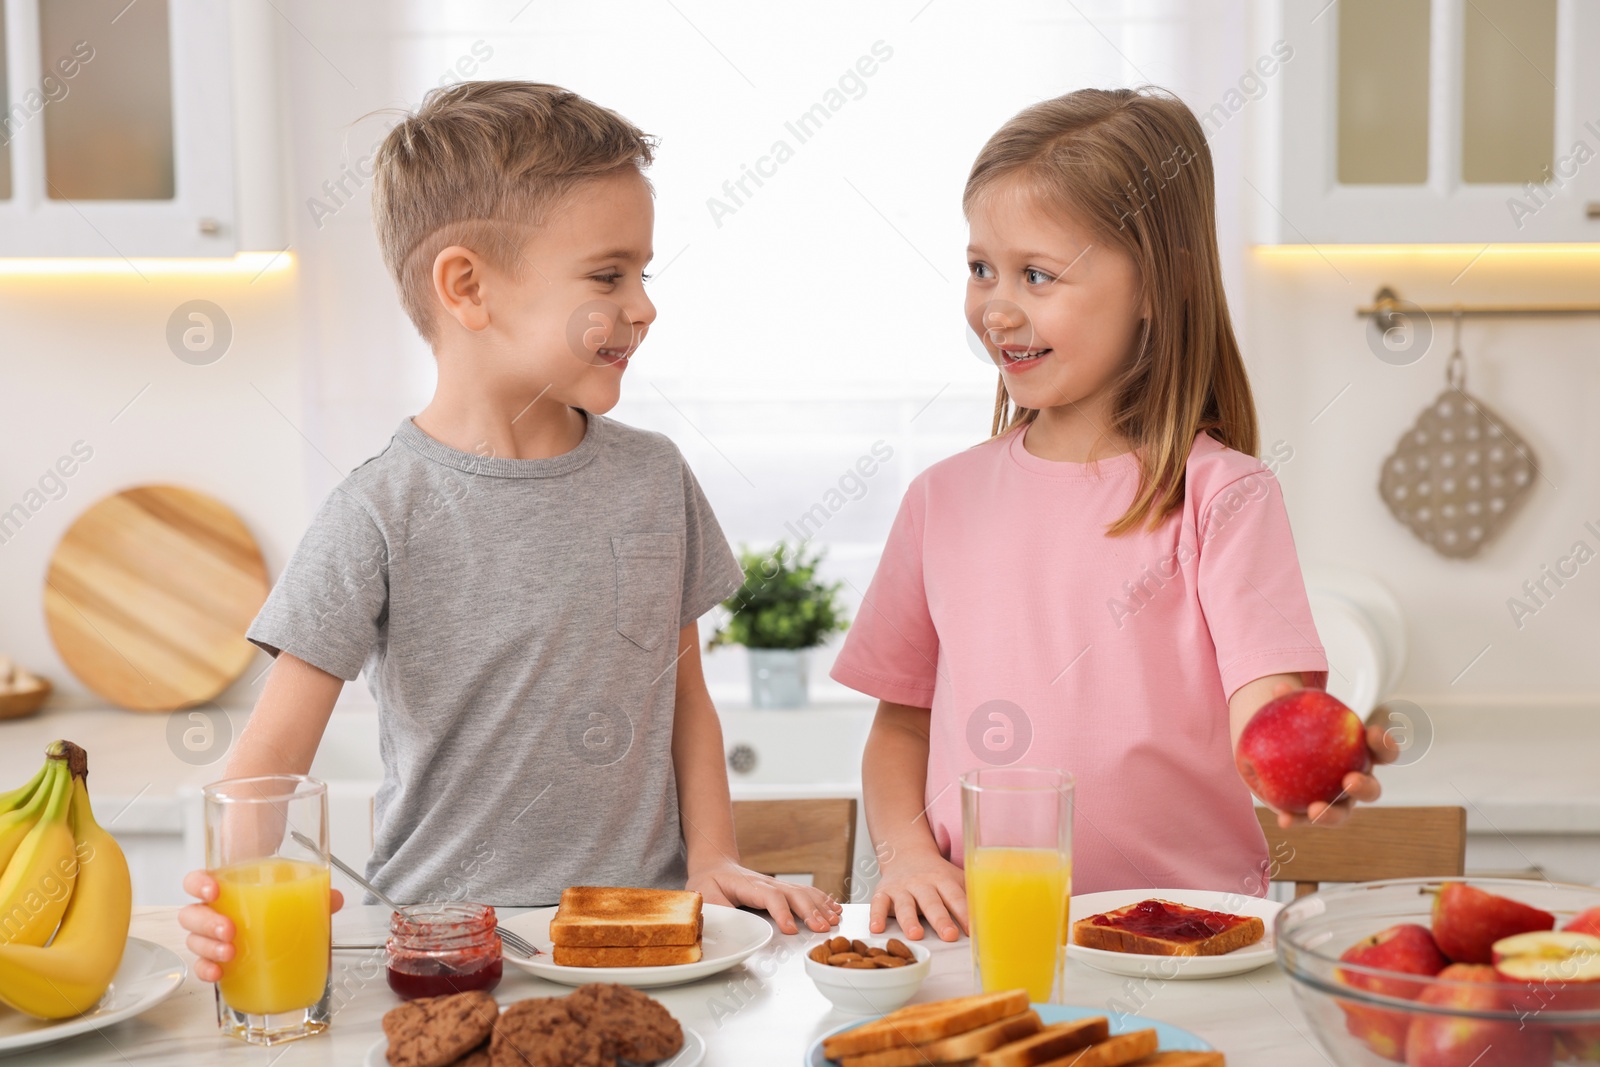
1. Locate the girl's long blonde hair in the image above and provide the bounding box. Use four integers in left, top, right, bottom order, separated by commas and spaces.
965, 87, 1257, 536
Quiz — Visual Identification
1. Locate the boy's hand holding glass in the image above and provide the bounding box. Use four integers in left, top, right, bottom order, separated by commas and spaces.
201, 775, 337, 1045
179, 869, 346, 984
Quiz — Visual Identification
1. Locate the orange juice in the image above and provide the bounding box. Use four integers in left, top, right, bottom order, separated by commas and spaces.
966, 846, 1072, 1001
213, 858, 331, 1016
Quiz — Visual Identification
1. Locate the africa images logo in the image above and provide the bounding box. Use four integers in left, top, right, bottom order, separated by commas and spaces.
965, 699, 1032, 766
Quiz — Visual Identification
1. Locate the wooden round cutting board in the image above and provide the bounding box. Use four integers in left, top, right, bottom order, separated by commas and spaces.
43, 485, 270, 712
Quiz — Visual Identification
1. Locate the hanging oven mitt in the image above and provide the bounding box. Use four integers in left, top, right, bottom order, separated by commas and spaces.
1378, 325, 1539, 560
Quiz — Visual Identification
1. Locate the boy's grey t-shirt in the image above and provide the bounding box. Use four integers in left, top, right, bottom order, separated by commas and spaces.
247, 414, 744, 905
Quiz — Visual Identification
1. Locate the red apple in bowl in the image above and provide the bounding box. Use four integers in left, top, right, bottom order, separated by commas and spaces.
1404, 964, 1554, 1067
1558, 907, 1600, 1058
1335, 923, 1449, 1061
1492, 930, 1600, 1011
1431, 882, 1555, 964
1234, 688, 1369, 814
1492, 930, 1600, 1060
1568, 907, 1600, 939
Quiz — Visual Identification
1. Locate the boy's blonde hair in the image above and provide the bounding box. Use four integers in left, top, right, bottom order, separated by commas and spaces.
965, 87, 1258, 536
371, 81, 657, 342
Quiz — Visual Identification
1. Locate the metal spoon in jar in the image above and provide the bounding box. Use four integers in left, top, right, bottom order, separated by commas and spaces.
291, 830, 402, 909
289, 831, 539, 958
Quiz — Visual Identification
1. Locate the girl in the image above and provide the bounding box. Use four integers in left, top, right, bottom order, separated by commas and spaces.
831, 88, 1395, 942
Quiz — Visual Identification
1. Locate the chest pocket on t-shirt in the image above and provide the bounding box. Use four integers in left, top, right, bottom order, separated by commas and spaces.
611, 531, 683, 651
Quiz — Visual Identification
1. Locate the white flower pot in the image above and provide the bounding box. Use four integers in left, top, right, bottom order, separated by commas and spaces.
746, 648, 809, 709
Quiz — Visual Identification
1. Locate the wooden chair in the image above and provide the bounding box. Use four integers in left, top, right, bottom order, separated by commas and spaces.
1256, 805, 1466, 898
732, 798, 857, 902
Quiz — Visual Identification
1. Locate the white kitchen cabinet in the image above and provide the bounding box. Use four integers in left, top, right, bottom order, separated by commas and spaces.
1263, 0, 1600, 244
0, 0, 283, 257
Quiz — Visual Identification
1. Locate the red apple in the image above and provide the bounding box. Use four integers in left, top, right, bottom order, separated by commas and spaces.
1234, 688, 1369, 814
1431, 882, 1554, 964
1335, 923, 1449, 1061
1567, 907, 1600, 939
1556, 910, 1600, 1061
1404, 964, 1554, 1067
1492, 930, 1600, 1011
1492, 930, 1600, 1060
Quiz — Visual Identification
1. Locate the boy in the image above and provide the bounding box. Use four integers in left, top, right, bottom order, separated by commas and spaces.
180, 82, 840, 979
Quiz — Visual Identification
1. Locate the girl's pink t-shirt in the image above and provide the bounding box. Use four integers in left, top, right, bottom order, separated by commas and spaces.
831, 426, 1328, 896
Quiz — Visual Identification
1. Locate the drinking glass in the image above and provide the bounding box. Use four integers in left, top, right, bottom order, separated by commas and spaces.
203, 774, 332, 1045
961, 766, 1074, 1003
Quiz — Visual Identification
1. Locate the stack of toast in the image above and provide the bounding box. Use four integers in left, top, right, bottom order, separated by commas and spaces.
820, 990, 1224, 1067
548, 886, 704, 968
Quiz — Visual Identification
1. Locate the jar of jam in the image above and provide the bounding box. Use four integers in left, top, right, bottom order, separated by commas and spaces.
386, 903, 503, 1000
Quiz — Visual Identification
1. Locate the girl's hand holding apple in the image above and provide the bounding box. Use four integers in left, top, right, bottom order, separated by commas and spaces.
1234, 680, 1400, 829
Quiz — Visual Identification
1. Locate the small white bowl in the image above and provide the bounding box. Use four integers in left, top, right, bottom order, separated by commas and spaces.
804, 939, 933, 1015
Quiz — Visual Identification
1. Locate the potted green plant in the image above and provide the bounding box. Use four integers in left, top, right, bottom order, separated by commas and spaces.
707, 542, 849, 708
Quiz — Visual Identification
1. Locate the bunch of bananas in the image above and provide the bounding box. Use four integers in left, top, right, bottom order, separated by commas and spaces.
0, 740, 132, 1019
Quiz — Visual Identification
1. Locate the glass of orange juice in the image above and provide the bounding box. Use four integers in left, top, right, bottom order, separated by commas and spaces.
961, 766, 1074, 1003
203, 774, 332, 1045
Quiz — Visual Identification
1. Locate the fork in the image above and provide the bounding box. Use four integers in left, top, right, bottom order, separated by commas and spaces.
496, 927, 540, 959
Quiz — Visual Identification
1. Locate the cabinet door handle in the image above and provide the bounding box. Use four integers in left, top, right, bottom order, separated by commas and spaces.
1587, 202, 1600, 220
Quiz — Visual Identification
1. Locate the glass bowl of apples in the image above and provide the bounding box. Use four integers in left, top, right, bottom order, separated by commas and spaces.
1276, 877, 1600, 1066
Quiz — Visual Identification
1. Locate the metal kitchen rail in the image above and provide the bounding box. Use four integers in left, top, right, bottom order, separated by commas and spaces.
1358, 286, 1600, 332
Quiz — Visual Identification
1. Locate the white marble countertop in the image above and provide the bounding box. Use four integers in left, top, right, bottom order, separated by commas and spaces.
0, 904, 1321, 1066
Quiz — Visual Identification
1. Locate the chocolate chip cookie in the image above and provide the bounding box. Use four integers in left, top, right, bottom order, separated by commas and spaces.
489, 997, 604, 1067
564, 983, 685, 1063
384, 990, 500, 1067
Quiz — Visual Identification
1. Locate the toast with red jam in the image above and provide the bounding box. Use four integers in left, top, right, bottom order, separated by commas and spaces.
1071, 899, 1264, 957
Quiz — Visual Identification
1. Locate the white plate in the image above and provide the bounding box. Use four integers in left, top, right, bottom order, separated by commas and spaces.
500, 903, 774, 989
363, 1018, 705, 1067
1065, 888, 1282, 979
0, 937, 187, 1055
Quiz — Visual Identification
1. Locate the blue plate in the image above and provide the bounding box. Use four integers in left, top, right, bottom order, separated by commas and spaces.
805, 1003, 1214, 1065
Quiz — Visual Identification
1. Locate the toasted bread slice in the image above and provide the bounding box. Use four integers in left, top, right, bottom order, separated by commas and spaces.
1036, 1029, 1160, 1067
839, 1011, 1043, 1067
822, 990, 1032, 1060
1072, 900, 1263, 958
549, 886, 703, 947
1124, 1053, 1225, 1066
550, 942, 703, 967
977, 1017, 1110, 1067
